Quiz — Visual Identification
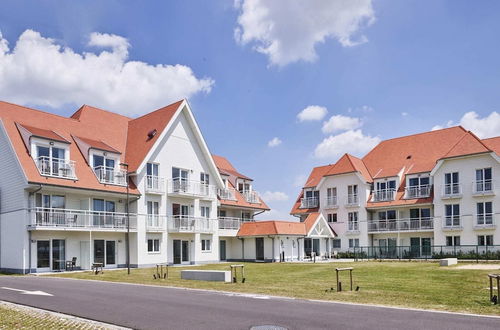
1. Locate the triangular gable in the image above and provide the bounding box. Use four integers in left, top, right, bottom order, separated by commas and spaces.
304, 213, 335, 238
442, 131, 491, 159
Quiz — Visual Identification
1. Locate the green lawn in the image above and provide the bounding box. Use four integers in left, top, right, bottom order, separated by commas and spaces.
53, 262, 500, 316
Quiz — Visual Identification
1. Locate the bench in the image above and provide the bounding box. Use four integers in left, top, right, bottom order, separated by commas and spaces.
181, 270, 231, 282
91, 262, 103, 274
439, 258, 458, 266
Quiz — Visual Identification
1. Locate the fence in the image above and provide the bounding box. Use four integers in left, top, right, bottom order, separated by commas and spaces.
338, 244, 500, 262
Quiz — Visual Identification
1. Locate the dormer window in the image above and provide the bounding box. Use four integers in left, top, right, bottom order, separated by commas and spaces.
91, 152, 125, 185
34, 143, 75, 179
372, 180, 396, 202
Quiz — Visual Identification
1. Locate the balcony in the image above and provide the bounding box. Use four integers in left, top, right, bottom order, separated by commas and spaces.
345, 194, 360, 207
441, 184, 462, 199
218, 217, 244, 230
371, 189, 396, 202
300, 197, 319, 208
368, 218, 434, 233
442, 216, 462, 230
146, 215, 165, 231
36, 157, 76, 179
94, 166, 127, 186
472, 180, 495, 195
145, 175, 165, 194
324, 196, 338, 209
29, 208, 137, 230
167, 179, 217, 199
404, 185, 431, 199
347, 222, 359, 233
242, 190, 260, 204
474, 214, 496, 230
218, 187, 237, 201
167, 215, 215, 233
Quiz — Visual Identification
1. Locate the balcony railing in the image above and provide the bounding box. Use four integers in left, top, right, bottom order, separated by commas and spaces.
324, 196, 338, 208
371, 189, 396, 202
36, 157, 76, 179
300, 197, 319, 208
441, 184, 462, 198
368, 218, 434, 233
242, 190, 260, 204
94, 166, 127, 186
145, 175, 165, 193
167, 179, 217, 198
405, 185, 431, 199
146, 215, 164, 231
347, 222, 359, 232
443, 216, 462, 230
218, 217, 245, 230
218, 187, 237, 201
29, 207, 136, 230
472, 180, 495, 195
475, 213, 495, 229
167, 215, 215, 233
345, 194, 359, 207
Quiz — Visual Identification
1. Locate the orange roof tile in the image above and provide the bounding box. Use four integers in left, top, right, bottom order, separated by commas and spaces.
482, 136, 500, 156
16, 123, 69, 144
441, 131, 491, 159
212, 155, 253, 181
74, 136, 120, 153
303, 212, 320, 233
237, 221, 306, 236
219, 181, 270, 211
324, 154, 372, 182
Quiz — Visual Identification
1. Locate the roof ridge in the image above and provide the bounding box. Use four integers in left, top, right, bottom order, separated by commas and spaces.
75, 104, 133, 121
466, 130, 493, 152
131, 99, 184, 122
482, 136, 500, 141
0, 100, 81, 122
377, 125, 466, 144
443, 130, 490, 158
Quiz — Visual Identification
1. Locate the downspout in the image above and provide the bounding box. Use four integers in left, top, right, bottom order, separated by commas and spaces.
252, 210, 266, 218
27, 184, 42, 274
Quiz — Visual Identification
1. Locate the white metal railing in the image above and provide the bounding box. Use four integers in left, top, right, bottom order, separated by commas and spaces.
443, 216, 462, 229
472, 180, 495, 194
36, 156, 76, 179
300, 197, 319, 208
29, 207, 136, 230
441, 184, 462, 197
345, 194, 359, 206
218, 187, 237, 201
167, 178, 217, 198
475, 213, 495, 228
146, 215, 165, 230
167, 215, 215, 233
405, 185, 431, 199
347, 222, 359, 231
368, 218, 434, 233
94, 166, 127, 185
242, 190, 260, 204
324, 196, 338, 208
145, 175, 165, 193
372, 189, 396, 202
218, 217, 244, 230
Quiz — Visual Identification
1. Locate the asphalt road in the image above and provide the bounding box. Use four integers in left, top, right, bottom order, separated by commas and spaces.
0, 276, 498, 330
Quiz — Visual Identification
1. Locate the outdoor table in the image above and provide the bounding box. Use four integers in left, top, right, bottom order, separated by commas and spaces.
92, 262, 104, 275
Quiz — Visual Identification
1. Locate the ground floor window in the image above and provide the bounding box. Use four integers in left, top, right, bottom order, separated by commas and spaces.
148, 239, 160, 252
201, 239, 211, 251
446, 236, 460, 246
348, 238, 359, 248
331, 239, 341, 249
478, 235, 493, 246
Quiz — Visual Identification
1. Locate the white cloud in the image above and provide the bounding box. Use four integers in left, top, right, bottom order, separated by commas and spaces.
261, 191, 289, 202
268, 137, 282, 147
297, 105, 328, 122
401, 112, 408, 117
322, 114, 362, 133
314, 129, 380, 159
0, 30, 214, 116
234, 0, 375, 66
431, 112, 500, 138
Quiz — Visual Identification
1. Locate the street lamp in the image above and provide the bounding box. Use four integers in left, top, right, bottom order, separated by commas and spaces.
120, 162, 130, 275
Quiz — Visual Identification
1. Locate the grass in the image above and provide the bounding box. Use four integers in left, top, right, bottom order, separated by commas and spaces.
53, 261, 500, 316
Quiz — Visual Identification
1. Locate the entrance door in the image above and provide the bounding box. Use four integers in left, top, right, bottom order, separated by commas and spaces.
37, 240, 50, 270
410, 237, 421, 258
421, 238, 431, 257
182, 241, 189, 263
94, 240, 105, 264
173, 240, 181, 264
106, 241, 116, 265
52, 239, 65, 271
312, 239, 320, 256
255, 238, 265, 261
304, 238, 312, 257
220, 240, 227, 261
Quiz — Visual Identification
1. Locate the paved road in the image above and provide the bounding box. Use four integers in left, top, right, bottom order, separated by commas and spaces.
0, 276, 498, 330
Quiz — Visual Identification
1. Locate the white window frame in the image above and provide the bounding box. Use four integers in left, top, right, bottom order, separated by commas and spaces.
147, 238, 160, 253
201, 239, 211, 252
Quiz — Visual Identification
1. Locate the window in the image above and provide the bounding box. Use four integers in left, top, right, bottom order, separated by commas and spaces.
475, 168, 492, 192
327, 213, 337, 223
200, 172, 210, 185
445, 204, 460, 227
348, 239, 359, 248
93, 154, 119, 183
409, 176, 429, 187
238, 182, 250, 193
409, 208, 431, 220
147, 239, 160, 252
305, 190, 319, 199
147, 163, 159, 177
200, 206, 210, 218
172, 167, 189, 192
348, 212, 358, 230
348, 185, 358, 196
407, 176, 430, 198
327, 187, 337, 205
201, 239, 211, 251
219, 210, 227, 217
35, 144, 71, 177
378, 210, 396, 220
446, 236, 460, 246
332, 239, 341, 249
242, 212, 251, 220
147, 201, 160, 227
376, 180, 396, 191
444, 172, 460, 194
478, 235, 493, 246
477, 202, 493, 225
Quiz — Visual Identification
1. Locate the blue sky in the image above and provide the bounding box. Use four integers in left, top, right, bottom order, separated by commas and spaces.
1, 0, 500, 220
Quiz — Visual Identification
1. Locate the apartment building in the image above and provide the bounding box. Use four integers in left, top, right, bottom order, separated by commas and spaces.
291, 127, 500, 257
0, 99, 270, 273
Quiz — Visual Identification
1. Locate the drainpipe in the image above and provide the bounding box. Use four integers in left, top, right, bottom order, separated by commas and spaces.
252, 210, 266, 218
27, 184, 42, 274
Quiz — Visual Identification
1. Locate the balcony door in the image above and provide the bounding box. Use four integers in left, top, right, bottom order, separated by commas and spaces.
93, 199, 116, 227
444, 172, 459, 194
476, 168, 492, 192
255, 238, 265, 261
93, 155, 116, 182
147, 163, 160, 189
93, 240, 116, 266
172, 167, 189, 192
35, 194, 65, 226
173, 240, 189, 264
37, 239, 67, 271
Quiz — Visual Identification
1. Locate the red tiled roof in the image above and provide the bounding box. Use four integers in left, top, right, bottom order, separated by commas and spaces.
212, 155, 253, 181
324, 154, 372, 182
219, 181, 270, 211
16, 123, 69, 144
304, 165, 332, 188
74, 136, 120, 153
441, 131, 491, 159
303, 212, 320, 233
237, 220, 305, 236
482, 136, 500, 156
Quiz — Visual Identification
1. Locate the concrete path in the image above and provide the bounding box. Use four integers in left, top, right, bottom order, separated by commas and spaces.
0, 276, 498, 330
